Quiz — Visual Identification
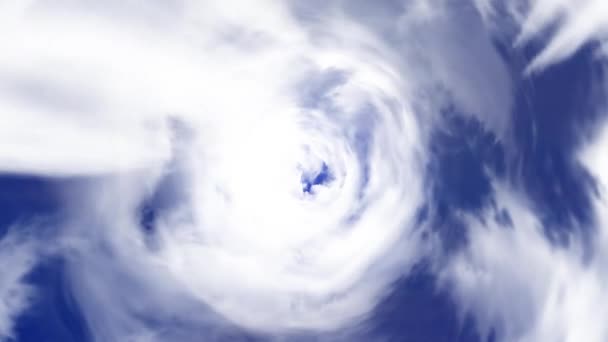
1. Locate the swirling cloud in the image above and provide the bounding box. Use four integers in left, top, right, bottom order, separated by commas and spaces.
4, 0, 608, 341
0, 0, 511, 339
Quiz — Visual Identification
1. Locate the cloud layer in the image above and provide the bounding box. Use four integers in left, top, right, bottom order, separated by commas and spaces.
1, 0, 608, 341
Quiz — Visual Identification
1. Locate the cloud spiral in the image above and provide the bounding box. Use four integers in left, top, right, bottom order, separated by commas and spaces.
5, 0, 608, 341
0, 0, 459, 338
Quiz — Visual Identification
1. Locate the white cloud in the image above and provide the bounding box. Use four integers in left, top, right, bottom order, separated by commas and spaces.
0, 229, 40, 341
443, 175, 608, 342
474, 0, 608, 72
437, 0, 608, 332
0, 0, 516, 340
521, 0, 608, 73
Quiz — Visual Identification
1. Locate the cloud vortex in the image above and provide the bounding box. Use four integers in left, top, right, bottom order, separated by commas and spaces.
9, 0, 608, 340
0, 1, 443, 337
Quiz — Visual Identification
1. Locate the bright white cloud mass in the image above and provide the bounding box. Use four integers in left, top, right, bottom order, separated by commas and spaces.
1, 0, 608, 341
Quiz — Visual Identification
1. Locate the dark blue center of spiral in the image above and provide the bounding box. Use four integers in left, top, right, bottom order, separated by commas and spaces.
301, 162, 333, 194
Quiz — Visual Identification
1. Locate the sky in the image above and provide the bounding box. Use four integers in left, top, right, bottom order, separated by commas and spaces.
1, 0, 608, 341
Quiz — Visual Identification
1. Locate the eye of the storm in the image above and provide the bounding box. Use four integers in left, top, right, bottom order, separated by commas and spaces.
300, 162, 334, 195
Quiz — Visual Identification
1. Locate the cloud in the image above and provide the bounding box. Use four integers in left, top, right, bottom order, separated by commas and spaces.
0, 229, 40, 341
434, 1, 608, 338
441, 184, 608, 341
0, 0, 517, 340
521, 0, 608, 73
440, 111, 608, 341
474, 0, 608, 72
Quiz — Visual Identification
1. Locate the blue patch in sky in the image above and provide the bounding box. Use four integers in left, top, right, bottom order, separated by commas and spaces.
0, 174, 87, 342
511, 43, 602, 246
0, 174, 61, 234
425, 110, 504, 253
15, 257, 89, 342
366, 261, 481, 342
301, 162, 334, 194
